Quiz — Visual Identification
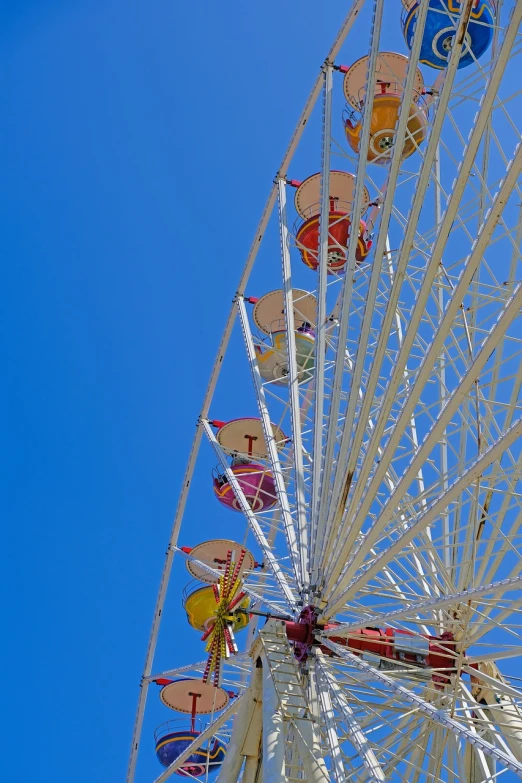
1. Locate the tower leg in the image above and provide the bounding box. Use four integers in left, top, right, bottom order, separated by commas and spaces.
262, 660, 286, 783
472, 662, 522, 764
464, 744, 495, 783
215, 665, 262, 783
243, 755, 261, 783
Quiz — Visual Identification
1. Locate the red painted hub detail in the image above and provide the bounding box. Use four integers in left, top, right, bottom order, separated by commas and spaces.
325, 627, 456, 686
286, 605, 320, 662
284, 611, 456, 685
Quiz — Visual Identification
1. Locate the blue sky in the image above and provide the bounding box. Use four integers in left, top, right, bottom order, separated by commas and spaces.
0, 2, 352, 781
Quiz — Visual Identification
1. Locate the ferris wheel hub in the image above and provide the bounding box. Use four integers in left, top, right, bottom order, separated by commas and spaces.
285, 604, 321, 662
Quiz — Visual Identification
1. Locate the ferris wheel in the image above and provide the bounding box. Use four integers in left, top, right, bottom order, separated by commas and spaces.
127, 1, 522, 781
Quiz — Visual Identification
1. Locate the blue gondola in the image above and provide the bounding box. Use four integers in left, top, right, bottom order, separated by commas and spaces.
155, 725, 226, 776
401, 0, 495, 70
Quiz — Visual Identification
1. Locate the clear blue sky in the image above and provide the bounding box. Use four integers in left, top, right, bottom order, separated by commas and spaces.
0, 2, 353, 781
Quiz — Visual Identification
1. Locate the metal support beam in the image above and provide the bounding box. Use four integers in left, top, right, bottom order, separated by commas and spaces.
315, 660, 347, 783
262, 655, 286, 783
260, 620, 330, 783
215, 665, 262, 783
237, 297, 302, 588
433, 145, 451, 575
469, 662, 522, 764
278, 179, 309, 589
310, 62, 333, 584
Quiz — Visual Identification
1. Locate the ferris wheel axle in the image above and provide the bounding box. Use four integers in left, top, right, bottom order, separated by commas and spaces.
237, 606, 456, 684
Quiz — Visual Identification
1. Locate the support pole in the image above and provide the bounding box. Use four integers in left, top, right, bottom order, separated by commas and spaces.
215, 665, 263, 783
471, 662, 522, 764
260, 621, 330, 783
310, 62, 333, 584
242, 756, 261, 783
464, 742, 495, 783
262, 657, 286, 783
315, 656, 346, 783
433, 145, 451, 576
237, 296, 301, 588
278, 178, 310, 590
